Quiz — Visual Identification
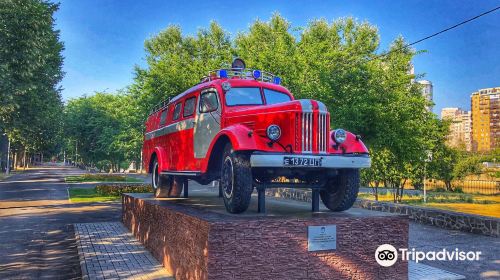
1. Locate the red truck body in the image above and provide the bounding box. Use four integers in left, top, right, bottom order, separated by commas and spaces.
142, 64, 370, 213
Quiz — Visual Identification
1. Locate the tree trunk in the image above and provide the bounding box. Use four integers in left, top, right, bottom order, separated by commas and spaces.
374, 181, 379, 201
445, 181, 452, 192
13, 152, 17, 169
398, 179, 407, 203
392, 181, 398, 203
23, 150, 26, 170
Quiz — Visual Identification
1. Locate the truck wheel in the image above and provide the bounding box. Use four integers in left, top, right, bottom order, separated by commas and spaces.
320, 169, 360, 211
220, 143, 253, 213
152, 159, 170, 198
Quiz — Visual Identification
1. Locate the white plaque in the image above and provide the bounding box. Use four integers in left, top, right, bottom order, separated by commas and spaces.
308, 225, 337, 251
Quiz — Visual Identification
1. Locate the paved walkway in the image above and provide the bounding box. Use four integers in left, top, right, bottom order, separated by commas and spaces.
75, 222, 171, 280
0, 166, 121, 279
409, 262, 464, 280
0, 167, 495, 279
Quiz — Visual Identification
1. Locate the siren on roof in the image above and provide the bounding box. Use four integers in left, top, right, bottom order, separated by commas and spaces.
217, 69, 228, 78
252, 70, 261, 79
231, 58, 246, 69
273, 76, 281, 85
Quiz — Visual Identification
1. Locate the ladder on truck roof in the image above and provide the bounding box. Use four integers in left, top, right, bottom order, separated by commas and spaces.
149, 98, 170, 115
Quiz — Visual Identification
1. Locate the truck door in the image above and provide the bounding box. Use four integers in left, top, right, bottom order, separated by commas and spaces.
194, 88, 221, 159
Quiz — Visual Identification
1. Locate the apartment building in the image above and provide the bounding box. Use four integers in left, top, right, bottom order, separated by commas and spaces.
471, 87, 500, 151
418, 80, 434, 112
441, 107, 472, 151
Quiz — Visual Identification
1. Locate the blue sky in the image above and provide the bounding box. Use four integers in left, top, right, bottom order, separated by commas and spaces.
55, 0, 500, 114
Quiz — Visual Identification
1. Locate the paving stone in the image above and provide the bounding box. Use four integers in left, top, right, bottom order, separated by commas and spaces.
74, 222, 173, 280
409, 262, 465, 280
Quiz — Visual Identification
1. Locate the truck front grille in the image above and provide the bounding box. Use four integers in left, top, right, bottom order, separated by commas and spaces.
302, 112, 313, 153
318, 113, 328, 153
298, 112, 329, 153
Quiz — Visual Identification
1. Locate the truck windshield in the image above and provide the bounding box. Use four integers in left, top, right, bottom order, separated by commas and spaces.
263, 89, 291, 105
225, 87, 263, 106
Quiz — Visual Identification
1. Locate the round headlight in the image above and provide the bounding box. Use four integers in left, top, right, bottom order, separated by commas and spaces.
333, 129, 347, 144
267, 125, 281, 141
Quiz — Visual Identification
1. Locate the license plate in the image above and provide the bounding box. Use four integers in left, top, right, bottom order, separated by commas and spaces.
283, 157, 322, 167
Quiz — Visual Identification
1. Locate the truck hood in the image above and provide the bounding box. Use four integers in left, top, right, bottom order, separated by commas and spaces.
224, 99, 328, 117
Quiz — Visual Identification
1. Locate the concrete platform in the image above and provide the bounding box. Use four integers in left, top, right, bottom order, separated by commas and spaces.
75, 222, 465, 280
122, 193, 409, 280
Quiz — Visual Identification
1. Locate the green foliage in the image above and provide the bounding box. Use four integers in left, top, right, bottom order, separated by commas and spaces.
95, 184, 152, 196
236, 14, 298, 90
136, 22, 233, 112
452, 154, 483, 179
359, 191, 489, 204
65, 174, 143, 183
69, 185, 152, 202
64, 22, 235, 169
64, 92, 142, 171
64, 15, 446, 195
0, 0, 64, 155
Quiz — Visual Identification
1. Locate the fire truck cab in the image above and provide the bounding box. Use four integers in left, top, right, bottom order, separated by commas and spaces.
142, 59, 371, 213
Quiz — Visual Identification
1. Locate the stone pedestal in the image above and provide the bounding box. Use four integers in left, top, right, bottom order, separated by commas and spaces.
122, 193, 408, 280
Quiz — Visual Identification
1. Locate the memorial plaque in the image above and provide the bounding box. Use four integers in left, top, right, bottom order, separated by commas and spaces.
308, 225, 337, 251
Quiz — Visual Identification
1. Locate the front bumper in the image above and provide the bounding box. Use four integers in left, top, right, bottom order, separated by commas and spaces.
250, 153, 371, 169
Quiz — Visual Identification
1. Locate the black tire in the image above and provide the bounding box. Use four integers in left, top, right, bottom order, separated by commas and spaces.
151, 159, 184, 198
320, 169, 360, 211
152, 158, 170, 197
220, 143, 253, 213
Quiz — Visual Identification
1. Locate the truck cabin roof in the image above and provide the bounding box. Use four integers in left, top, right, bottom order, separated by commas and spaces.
149, 68, 289, 115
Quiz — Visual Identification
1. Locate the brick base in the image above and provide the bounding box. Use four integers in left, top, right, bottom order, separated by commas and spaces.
122, 193, 409, 280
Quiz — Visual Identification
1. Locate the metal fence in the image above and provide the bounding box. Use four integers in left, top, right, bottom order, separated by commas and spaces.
421, 180, 499, 195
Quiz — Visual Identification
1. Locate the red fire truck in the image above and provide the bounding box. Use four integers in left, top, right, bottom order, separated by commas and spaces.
142, 59, 371, 213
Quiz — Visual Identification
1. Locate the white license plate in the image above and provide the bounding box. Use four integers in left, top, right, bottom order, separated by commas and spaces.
283, 157, 322, 167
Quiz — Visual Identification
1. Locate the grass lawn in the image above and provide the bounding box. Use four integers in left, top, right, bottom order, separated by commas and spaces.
68, 188, 119, 203
359, 192, 500, 218
65, 174, 143, 183
423, 203, 500, 218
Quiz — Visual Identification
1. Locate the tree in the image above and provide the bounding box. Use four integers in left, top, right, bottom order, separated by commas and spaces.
137, 22, 233, 109
63, 14, 444, 187
64, 93, 127, 171
235, 13, 298, 90
0, 0, 64, 164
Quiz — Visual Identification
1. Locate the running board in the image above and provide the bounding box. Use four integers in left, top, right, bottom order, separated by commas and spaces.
160, 171, 201, 176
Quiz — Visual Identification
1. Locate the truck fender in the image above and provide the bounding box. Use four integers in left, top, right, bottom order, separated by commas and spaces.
215, 124, 261, 151
329, 130, 369, 154
200, 124, 261, 174
152, 146, 168, 172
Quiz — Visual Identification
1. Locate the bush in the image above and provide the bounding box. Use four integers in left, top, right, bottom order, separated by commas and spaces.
95, 184, 153, 196
82, 174, 128, 181
452, 187, 464, 193
66, 173, 143, 183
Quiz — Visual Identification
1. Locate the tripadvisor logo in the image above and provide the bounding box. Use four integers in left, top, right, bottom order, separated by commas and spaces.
375, 244, 482, 267
375, 244, 398, 267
